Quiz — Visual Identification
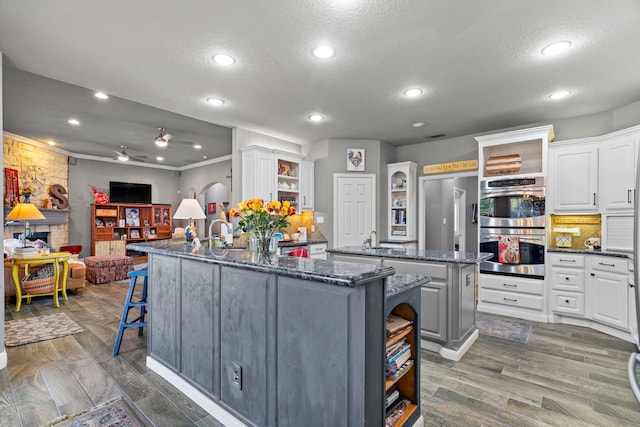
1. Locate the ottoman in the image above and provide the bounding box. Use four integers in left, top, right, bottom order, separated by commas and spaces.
84, 255, 134, 284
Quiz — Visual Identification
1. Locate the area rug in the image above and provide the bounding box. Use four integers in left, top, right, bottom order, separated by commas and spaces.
44, 396, 151, 427
476, 314, 532, 343
4, 312, 83, 347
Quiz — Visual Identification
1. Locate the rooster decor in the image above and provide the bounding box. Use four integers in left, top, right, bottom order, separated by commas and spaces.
89, 184, 109, 205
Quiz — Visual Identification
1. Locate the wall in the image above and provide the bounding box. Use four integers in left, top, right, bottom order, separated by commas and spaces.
1, 51, 5, 370
68, 159, 178, 257
3, 135, 69, 249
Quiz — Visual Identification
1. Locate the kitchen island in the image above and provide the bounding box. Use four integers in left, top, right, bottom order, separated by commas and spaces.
328, 246, 493, 361
127, 239, 427, 427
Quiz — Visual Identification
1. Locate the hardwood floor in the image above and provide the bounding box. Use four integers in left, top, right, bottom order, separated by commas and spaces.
2, 281, 640, 426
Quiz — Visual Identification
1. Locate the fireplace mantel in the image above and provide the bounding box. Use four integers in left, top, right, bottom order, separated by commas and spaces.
4, 207, 69, 226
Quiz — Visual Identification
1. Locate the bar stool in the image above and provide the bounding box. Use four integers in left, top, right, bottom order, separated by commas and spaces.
113, 269, 148, 356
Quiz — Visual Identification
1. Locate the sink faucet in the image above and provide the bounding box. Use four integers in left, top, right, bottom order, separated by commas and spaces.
362, 230, 377, 250
209, 219, 233, 247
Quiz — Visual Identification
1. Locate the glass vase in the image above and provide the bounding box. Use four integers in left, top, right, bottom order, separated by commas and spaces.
249, 234, 278, 263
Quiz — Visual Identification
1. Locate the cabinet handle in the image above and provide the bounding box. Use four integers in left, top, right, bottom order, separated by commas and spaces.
502, 283, 517, 288
503, 298, 518, 303
630, 284, 635, 288
593, 192, 596, 206
629, 189, 633, 204
565, 276, 570, 281
590, 273, 595, 276
565, 299, 570, 304
559, 259, 576, 263
598, 262, 616, 267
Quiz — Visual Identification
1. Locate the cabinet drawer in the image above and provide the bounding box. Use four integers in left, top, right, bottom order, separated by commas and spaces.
549, 253, 585, 268
308, 243, 327, 255
550, 269, 585, 292
589, 256, 628, 274
480, 289, 544, 311
551, 290, 585, 316
480, 274, 544, 295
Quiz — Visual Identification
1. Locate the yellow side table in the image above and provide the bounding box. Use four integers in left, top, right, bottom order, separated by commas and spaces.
11, 252, 70, 312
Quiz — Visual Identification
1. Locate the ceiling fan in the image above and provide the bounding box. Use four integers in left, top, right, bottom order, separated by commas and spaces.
154, 127, 173, 147
113, 145, 147, 162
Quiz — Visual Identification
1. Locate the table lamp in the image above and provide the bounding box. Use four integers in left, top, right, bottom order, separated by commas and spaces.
173, 198, 206, 243
5, 202, 46, 247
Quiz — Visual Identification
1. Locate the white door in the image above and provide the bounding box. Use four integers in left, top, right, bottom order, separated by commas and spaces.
453, 186, 466, 252
333, 174, 376, 248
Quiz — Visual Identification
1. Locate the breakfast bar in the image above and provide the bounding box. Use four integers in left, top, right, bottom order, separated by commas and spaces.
127, 239, 428, 427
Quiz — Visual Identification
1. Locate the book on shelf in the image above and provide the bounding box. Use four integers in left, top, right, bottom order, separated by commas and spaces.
386, 359, 414, 380
385, 398, 410, 427
385, 387, 399, 408
386, 343, 411, 367
386, 339, 406, 357
386, 314, 413, 336
386, 353, 411, 375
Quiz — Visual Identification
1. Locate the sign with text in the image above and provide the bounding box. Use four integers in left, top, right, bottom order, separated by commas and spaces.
422, 160, 478, 175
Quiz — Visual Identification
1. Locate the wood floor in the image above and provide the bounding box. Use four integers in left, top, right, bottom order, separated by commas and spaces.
2, 281, 640, 426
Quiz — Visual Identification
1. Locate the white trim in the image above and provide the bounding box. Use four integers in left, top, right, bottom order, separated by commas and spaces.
333, 173, 376, 248
0, 349, 7, 370
420, 329, 478, 361
146, 356, 248, 427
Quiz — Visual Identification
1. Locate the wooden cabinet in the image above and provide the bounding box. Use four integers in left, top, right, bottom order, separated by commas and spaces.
241, 146, 314, 211
549, 142, 599, 212
388, 161, 417, 241
91, 203, 172, 256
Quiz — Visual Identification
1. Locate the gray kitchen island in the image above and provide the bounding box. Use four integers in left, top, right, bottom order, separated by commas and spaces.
328, 246, 493, 361
127, 240, 427, 427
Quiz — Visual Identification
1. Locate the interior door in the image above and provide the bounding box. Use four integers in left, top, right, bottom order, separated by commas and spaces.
333, 174, 376, 248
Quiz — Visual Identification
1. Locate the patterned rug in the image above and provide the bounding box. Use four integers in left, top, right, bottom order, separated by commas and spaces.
476, 314, 532, 343
44, 396, 151, 426
4, 312, 84, 347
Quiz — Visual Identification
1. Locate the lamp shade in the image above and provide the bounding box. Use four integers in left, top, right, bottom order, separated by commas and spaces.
5, 203, 46, 221
173, 199, 206, 220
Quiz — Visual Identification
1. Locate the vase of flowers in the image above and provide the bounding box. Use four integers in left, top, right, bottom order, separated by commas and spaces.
229, 198, 296, 262
20, 186, 34, 203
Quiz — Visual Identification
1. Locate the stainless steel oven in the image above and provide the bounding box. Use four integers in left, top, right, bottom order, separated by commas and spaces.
479, 176, 546, 228
479, 227, 546, 279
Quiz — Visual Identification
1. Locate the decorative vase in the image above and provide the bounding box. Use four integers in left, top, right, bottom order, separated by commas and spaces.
249, 234, 279, 262
23, 194, 31, 203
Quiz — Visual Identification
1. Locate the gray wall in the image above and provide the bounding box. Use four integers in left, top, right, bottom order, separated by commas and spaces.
68, 159, 179, 257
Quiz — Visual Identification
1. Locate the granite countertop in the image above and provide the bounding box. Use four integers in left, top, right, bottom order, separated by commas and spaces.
327, 246, 494, 264
127, 239, 394, 287
548, 248, 632, 259
386, 273, 430, 297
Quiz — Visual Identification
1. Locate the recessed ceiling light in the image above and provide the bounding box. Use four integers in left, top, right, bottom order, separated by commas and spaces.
94, 91, 109, 99
156, 156, 164, 161
312, 45, 335, 59
193, 144, 202, 150
541, 41, 572, 56
549, 90, 571, 100
68, 118, 80, 126
207, 97, 225, 106
203, 155, 208, 159
47, 140, 56, 146
213, 54, 235, 66
403, 88, 423, 98
411, 122, 426, 128
309, 114, 324, 122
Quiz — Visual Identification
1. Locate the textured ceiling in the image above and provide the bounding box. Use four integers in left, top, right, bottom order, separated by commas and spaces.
1, 0, 640, 168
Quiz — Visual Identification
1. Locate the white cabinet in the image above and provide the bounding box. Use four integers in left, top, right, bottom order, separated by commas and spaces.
300, 160, 314, 211
478, 274, 546, 321
588, 255, 629, 330
549, 253, 586, 317
549, 143, 599, 212
600, 133, 638, 212
241, 146, 314, 211
388, 161, 417, 241
242, 146, 276, 202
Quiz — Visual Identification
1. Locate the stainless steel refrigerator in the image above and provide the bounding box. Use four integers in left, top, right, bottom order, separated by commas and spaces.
628, 153, 640, 403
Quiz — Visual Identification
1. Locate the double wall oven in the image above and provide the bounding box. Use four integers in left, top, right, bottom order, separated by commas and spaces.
479, 177, 546, 279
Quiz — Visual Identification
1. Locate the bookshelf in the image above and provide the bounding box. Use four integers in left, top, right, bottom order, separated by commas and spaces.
388, 161, 417, 242
91, 203, 172, 256
385, 277, 421, 427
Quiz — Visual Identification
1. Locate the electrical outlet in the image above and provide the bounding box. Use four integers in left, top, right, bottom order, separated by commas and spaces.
316, 216, 324, 224
231, 362, 242, 390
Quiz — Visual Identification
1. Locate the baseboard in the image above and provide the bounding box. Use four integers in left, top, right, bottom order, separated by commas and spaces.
0, 348, 7, 370
146, 357, 247, 427
412, 414, 425, 427
420, 330, 478, 362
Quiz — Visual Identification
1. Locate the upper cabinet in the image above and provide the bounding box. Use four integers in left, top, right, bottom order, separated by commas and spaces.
241, 146, 314, 211
549, 125, 640, 214
475, 125, 554, 180
388, 161, 417, 241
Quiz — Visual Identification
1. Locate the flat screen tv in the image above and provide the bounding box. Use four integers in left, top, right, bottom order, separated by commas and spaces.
109, 181, 152, 204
